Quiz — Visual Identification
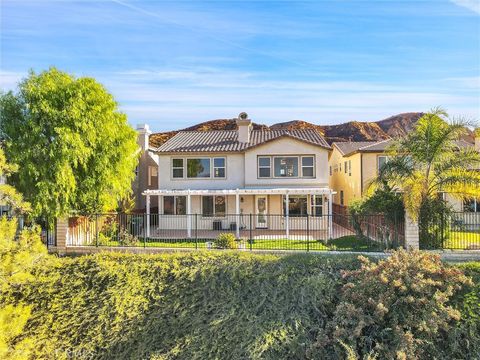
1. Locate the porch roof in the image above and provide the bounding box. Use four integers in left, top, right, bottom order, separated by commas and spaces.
143, 187, 335, 196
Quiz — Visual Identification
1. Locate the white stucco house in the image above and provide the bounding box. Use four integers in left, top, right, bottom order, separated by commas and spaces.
140, 113, 336, 239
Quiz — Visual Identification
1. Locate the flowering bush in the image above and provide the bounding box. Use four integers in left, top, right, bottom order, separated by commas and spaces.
310, 250, 471, 359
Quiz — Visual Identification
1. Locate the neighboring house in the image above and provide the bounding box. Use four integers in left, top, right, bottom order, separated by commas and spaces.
329, 136, 480, 212
142, 113, 335, 238
328, 139, 393, 207
133, 124, 159, 211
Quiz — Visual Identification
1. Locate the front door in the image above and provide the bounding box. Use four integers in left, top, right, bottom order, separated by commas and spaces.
255, 196, 268, 228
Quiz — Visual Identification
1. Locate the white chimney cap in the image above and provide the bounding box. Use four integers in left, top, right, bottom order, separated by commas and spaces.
136, 124, 151, 132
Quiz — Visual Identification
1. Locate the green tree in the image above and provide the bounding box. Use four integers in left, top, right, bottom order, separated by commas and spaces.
0, 68, 139, 219
0, 149, 29, 214
371, 108, 480, 245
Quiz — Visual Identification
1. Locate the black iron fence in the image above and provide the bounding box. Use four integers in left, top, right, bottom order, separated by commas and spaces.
66, 213, 404, 252
1, 215, 56, 247
420, 211, 480, 250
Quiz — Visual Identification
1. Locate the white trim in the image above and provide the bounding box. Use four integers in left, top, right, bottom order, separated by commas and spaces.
143, 187, 335, 196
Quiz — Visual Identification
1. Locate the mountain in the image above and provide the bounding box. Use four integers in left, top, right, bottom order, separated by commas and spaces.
148, 112, 474, 148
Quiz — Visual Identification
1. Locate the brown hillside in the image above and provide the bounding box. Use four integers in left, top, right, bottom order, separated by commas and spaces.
149, 119, 268, 148
148, 112, 474, 147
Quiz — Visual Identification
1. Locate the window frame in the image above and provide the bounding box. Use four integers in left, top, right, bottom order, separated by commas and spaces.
201, 195, 227, 218
340, 190, 344, 206
213, 157, 226, 179
273, 156, 299, 178
348, 160, 352, 176
258, 156, 272, 178
301, 156, 315, 178
377, 155, 389, 174
311, 195, 323, 217
282, 195, 309, 217
256, 155, 316, 179
163, 196, 187, 215
464, 198, 478, 213
148, 165, 158, 186
187, 157, 211, 178
172, 158, 185, 179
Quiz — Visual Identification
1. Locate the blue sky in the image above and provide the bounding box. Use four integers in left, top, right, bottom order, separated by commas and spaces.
1, 0, 479, 132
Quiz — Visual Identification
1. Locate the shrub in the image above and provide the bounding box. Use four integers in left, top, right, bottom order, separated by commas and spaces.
310, 250, 471, 359
443, 262, 480, 358
10, 252, 361, 359
214, 232, 237, 249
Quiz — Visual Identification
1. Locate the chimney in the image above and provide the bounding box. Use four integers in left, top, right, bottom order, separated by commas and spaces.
475, 129, 480, 152
136, 124, 152, 151
236, 112, 252, 143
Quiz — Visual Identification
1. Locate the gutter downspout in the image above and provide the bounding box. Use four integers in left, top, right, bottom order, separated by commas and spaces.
360, 153, 364, 196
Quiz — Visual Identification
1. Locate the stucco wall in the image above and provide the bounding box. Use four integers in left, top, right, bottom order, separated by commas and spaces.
158, 153, 245, 190
244, 137, 329, 188
328, 147, 362, 206
361, 153, 382, 195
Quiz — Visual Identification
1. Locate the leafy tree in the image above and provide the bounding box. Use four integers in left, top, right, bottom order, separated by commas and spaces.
0, 149, 29, 214
0, 68, 139, 220
371, 108, 480, 245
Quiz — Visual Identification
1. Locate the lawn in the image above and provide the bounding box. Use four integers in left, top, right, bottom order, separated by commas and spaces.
94, 235, 384, 251
443, 231, 480, 250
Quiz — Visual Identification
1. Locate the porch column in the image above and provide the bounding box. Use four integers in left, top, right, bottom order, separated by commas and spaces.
187, 190, 192, 238
235, 190, 240, 238
146, 194, 151, 237
328, 192, 333, 239
285, 192, 289, 239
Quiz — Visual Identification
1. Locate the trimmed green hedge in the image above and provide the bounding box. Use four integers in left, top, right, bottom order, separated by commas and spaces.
5, 252, 480, 359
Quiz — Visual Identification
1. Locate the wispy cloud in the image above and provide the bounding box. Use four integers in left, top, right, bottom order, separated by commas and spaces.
450, 0, 480, 14
0, 70, 24, 90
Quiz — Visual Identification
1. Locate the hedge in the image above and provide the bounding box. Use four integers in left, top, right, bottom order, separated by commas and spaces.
4, 252, 480, 359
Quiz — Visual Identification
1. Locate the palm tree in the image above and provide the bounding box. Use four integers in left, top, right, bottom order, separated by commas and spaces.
371, 108, 480, 246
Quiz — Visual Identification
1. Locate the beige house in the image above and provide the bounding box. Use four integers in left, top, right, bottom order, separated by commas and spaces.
133, 124, 159, 211
328, 137, 480, 211
328, 139, 393, 208
141, 113, 335, 238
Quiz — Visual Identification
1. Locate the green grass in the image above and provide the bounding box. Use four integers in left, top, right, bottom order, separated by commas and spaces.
92, 235, 384, 252
443, 231, 480, 250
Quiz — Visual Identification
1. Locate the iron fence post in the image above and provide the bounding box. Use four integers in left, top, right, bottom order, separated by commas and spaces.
144, 213, 147, 247
95, 214, 99, 247
195, 214, 198, 250
306, 213, 310, 252
249, 213, 253, 251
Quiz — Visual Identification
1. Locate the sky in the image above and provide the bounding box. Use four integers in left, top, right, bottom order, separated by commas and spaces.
1, 0, 479, 132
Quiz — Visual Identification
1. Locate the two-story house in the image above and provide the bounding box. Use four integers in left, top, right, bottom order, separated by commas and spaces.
142, 113, 335, 239
328, 139, 394, 208
328, 137, 480, 212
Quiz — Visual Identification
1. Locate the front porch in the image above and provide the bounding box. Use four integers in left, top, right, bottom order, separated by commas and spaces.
143, 187, 335, 239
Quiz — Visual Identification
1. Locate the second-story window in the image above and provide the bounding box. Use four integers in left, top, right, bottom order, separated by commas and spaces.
213, 158, 226, 178
274, 157, 298, 177
301, 156, 314, 177
172, 159, 184, 178
187, 158, 211, 178
348, 160, 351, 176
258, 157, 271, 178
378, 156, 389, 174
